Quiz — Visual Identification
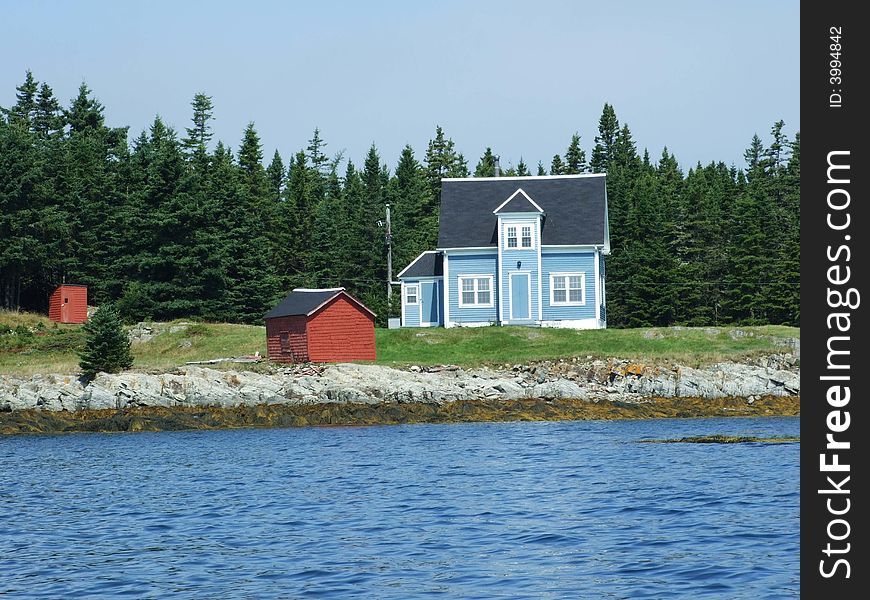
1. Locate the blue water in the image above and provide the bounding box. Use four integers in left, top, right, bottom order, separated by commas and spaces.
0, 417, 799, 598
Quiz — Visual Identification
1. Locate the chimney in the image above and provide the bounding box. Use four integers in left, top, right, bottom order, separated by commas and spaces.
494, 155, 501, 177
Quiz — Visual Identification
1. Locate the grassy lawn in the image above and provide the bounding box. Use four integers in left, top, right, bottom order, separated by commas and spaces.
1, 311, 265, 376
1, 309, 798, 376
375, 325, 799, 367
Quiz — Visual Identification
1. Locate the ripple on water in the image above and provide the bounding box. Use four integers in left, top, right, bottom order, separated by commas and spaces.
0, 417, 798, 598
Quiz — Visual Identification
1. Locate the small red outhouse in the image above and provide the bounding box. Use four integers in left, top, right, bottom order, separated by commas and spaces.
48, 284, 88, 324
264, 288, 376, 363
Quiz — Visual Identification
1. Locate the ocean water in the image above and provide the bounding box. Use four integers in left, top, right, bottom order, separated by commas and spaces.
0, 417, 799, 598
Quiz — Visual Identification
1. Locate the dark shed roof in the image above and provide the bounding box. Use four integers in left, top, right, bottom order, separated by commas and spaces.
437, 175, 607, 249
264, 288, 375, 319
397, 251, 443, 279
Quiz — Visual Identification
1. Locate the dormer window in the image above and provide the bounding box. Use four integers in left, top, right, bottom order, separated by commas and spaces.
503, 221, 535, 250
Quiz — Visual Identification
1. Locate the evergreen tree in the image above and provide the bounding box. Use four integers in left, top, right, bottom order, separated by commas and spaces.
550, 154, 565, 175
78, 304, 133, 379
474, 147, 498, 177
3, 70, 39, 128
590, 103, 619, 173
536, 161, 547, 176
266, 149, 285, 200
181, 93, 214, 164
33, 83, 64, 139
65, 83, 106, 134
564, 133, 587, 174
516, 157, 530, 176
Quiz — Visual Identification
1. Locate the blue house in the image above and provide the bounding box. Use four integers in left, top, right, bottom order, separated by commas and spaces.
398, 174, 610, 329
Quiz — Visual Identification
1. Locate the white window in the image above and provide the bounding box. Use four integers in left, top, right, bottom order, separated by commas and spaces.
405, 284, 419, 305
503, 221, 535, 250
458, 276, 494, 308
521, 226, 532, 248
550, 272, 585, 306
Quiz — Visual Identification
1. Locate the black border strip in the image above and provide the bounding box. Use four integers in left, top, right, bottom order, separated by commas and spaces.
801, 3, 867, 595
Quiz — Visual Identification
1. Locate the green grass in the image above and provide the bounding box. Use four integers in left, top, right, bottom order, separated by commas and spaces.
0, 311, 265, 376
375, 325, 798, 367
1, 309, 798, 376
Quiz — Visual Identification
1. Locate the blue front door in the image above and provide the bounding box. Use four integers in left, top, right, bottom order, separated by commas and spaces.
510, 273, 530, 320
420, 281, 439, 324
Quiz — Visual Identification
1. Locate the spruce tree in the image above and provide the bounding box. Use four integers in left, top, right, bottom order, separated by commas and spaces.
550, 154, 565, 175
516, 158, 530, 176
590, 103, 619, 173
474, 147, 498, 177
3, 70, 39, 128
181, 93, 214, 164
78, 304, 133, 379
33, 83, 63, 139
564, 133, 587, 174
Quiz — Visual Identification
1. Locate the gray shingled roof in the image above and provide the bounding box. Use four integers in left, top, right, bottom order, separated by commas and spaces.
437, 175, 607, 249
397, 251, 443, 279
264, 288, 375, 319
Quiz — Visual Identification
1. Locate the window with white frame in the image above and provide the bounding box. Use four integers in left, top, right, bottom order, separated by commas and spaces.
550, 273, 585, 305
458, 276, 493, 307
405, 284, 419, 305
504, 222, 535, 250
521, 226, 532, 248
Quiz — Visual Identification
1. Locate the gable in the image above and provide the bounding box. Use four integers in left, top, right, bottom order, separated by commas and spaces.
492, 188, 544, 214
437, 174, 607, 249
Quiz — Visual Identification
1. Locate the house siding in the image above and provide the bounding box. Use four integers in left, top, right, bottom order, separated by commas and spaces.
499, 215, 540, 322
541, 251, 597, 321
447, 253, 498, 324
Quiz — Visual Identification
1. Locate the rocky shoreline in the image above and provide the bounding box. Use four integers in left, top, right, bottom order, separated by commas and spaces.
0, 354, 799, 434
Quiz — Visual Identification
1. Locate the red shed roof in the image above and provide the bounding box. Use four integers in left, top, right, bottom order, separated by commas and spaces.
264, 288, 376, 320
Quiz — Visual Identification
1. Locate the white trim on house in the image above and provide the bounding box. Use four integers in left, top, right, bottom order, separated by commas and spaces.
491, 188, 545, 214
541, 244, 603, 252
594, 251, 601, 321
436, 246, 495, 253
293, 287, 344, 292
508, 271, 533, 321
549, 272, 586, 306
537, 219, 543, 321
443, 253, 450, 325
457, 274, 495, 308
497, 238, 504, 323
396, 250, 438, 279
404, 283, 419, 305
442, 173, 607, 182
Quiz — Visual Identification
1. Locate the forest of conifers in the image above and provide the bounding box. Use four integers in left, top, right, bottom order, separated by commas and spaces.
1, 71, 799, 327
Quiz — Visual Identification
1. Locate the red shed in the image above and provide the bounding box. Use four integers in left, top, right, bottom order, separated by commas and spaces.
264, 288, 376, 363
48, 284, 88, 324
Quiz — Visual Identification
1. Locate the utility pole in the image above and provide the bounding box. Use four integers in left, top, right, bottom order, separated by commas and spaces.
385, 203, 393, 307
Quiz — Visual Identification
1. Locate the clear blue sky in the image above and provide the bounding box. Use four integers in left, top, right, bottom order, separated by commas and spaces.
2, 0, 799, 171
